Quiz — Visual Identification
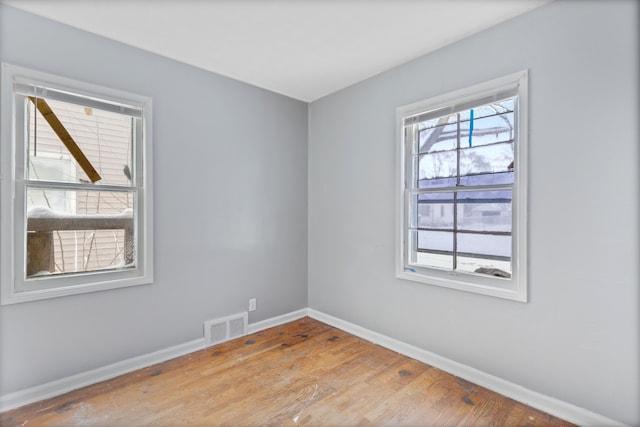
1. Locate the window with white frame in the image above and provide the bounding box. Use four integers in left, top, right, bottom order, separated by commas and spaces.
1, 63, 153, 304
396, 71, 527, 301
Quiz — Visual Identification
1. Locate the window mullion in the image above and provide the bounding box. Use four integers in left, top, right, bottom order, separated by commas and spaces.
411, 125, 419, 262
453, 113, 461, 270
411, 183, 513, 195
25, 180, 135, 193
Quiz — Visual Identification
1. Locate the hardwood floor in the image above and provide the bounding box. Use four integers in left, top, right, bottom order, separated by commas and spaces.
0, 317, 574, 426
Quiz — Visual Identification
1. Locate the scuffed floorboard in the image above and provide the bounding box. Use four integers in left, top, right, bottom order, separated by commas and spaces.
0, 317, 574, 426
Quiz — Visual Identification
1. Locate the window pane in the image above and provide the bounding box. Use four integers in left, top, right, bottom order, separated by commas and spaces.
416, 251, 454, 270
418, 151, 457, 182
419, 120, 458, 153
417, 193, 454, 229
26, 187, 135, 278
459, 99, 515, 121
27, 187, 134, 215
456, 254, 512, 278
418, 176, 457, 189
460, 111, 514, 148
456, 232, 511, 260
415, 230, 453, 269
27, 229, 132, 278
459, 142, 513, 177
417, 229, 453, 252
457, 190, 512, 232
460, 170, 513, 186
26, 97, 136, 186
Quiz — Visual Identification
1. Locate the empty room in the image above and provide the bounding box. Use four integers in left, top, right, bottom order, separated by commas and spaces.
0, 0, 638, 426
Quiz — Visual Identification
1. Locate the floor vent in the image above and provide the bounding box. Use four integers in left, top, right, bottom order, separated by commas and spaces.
204, 312, 248, 347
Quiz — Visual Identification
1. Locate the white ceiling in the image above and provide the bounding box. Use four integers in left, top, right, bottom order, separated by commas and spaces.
2, 0, 551, 102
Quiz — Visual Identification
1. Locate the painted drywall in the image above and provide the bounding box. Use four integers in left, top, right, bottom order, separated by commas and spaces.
0, 5, 308, 394
308, 0, 639, 425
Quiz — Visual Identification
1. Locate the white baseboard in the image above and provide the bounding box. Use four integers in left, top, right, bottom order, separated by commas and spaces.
1, 307, 626, 427
307, 309, 627, 427
0, 338, 206, 412
0, 309, 309, 412
247, 308, 308, 334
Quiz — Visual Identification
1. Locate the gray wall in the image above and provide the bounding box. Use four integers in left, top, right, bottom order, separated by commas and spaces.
0, 5, 308, 394
308, 1, 638, 425
1, 1, 638, 425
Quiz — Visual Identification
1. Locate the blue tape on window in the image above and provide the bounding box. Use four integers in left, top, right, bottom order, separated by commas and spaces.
468, 109, 474, 147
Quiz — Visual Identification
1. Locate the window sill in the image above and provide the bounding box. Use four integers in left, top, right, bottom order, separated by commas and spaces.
1, 272, 153, 305
396, 268, 527, 302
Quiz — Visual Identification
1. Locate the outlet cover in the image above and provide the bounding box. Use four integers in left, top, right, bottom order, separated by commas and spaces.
249, 298, 257, 311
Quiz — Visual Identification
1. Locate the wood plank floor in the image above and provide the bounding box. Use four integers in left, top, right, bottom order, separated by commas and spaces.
0, 317, 574, 426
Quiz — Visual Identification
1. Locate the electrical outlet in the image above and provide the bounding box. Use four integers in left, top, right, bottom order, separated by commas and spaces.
249, 298, 257, 312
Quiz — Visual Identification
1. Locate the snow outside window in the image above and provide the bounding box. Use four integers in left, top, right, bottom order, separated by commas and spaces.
396, 71, 528, 301
1, 64, 153, 304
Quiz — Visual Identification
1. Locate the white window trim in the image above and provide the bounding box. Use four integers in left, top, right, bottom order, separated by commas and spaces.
1, 63, 154, 304
395, 70, 528, 302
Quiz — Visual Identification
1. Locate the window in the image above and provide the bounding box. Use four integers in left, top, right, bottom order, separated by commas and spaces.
396, 71, 527, 301
1, 63, 153, 304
